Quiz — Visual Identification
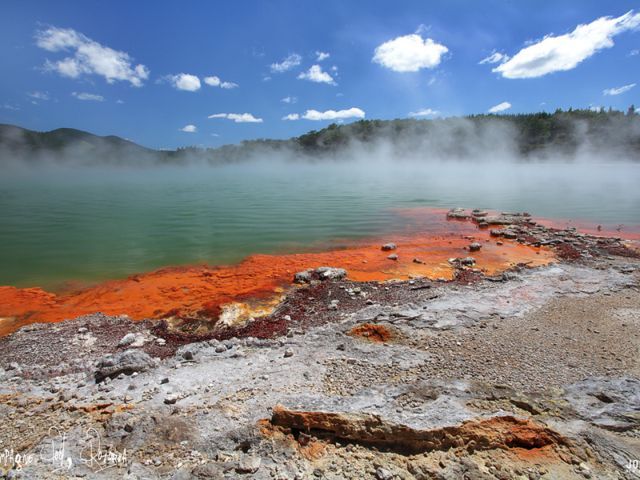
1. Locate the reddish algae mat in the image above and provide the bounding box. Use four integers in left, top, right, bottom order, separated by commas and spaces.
0, 207, 570, 336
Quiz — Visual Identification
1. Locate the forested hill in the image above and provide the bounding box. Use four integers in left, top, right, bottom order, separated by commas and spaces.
2, 108, 639, 166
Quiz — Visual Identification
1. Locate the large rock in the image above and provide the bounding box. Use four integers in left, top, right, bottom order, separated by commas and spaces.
294, 267, 347, 284
95, 349, 156, 383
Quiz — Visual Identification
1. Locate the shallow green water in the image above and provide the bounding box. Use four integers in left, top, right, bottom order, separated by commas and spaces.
1, 161, 639, 288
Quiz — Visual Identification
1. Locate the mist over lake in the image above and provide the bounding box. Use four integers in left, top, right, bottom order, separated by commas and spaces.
2, 159, 639, 288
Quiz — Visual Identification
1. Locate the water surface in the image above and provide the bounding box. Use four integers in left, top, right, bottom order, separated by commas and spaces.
1, 161, 639, 288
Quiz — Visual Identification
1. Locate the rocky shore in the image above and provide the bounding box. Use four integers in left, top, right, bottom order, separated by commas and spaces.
0, 210, 639, 479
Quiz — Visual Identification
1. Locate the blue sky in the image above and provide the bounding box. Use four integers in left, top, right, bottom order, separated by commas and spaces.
1, 0, 639, 149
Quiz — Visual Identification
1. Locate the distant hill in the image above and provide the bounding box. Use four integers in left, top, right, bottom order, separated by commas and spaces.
2, 108, 639, 166
0, 123, 157, 166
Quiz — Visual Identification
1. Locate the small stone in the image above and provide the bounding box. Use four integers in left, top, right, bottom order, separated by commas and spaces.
284, 349, 294, 358
164, 394, 179, 405
381, 243, 397, 251
375, 467, 393, 480
182, 350, 194, 361
237, 455, 261, 474
387, 254, 398, 261
215, 345, 226, 353
469, 242, 482, 252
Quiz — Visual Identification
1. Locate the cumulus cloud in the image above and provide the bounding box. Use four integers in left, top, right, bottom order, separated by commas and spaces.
281, 96, 297, 104
180, 124, 197, 132
408, 108, 439, 117
493, 11, 640, 79
204, 75, 238, 89
488, 101, 512, 113
372, 33, 448, 72
168, 73, 201, 91
297, 64, 336, 84
603, 83, 636, 95
208, 113, 263, 123
316, 51, 330, 61
284, 107, 365, 121
72, 91, 104, 101
35, 26, 149, 86
479, 51, 509, 64
270, 53, 302, 73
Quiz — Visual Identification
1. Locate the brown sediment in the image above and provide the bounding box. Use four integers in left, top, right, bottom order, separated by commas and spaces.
0, 208, 555, 337
348, 323, 394, 343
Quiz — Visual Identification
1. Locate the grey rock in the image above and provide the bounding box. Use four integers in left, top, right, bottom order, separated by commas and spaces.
381, 243, 397, 251
95, 349, 156, 383
236, 455, 261, 474
469, 242, 482, 252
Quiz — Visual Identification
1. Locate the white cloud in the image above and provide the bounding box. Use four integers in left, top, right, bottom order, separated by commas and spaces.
116, 99, 124, 104
316, 51, 330, 61
301, 107, 365, 121
28, 91, 49, 101
2, 104, 20, 111
479, 51, 509, 64
629, 49, 640, 56
35, 26, 149, 86
493, 11, 640, 79
180, 124, 197, 133
603, 83, 636, 95
372, 34, 448, 72
282, 113, 300, 121
488, 101, 512, 113
204, 76, 238, 89
297, 65, 336, 84
169, 73, 201, 91
281, 96, 297, 104
270, 53, 302, 73
408, 108, 439, 117
72, 91, 104, 101
208, 113, 263, 123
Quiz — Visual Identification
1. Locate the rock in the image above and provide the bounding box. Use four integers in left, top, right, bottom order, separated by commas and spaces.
118, 332, 146, 348
447, 208, 470, 219
381, 243, 397, 251
215, 345, 227, 353
182, 350, 194, 361
95, 349, 156, 383
294, 267, 347, 283
284, 349, 294, 358
469, 242, 482, 252
236, 455, 261, 474
413, 258, 425, 264
118, 333, 137, 347
164, 394, 179, 405
293, 270, 312, 284
387, 254, 398, 261
376, 467, 394, 480
316, 267, 347, 281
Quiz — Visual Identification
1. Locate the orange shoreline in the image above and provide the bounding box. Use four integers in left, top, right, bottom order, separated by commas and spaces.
1, 207, 636, 338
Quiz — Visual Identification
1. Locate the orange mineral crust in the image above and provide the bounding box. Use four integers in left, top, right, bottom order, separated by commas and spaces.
0, 209, 554, 337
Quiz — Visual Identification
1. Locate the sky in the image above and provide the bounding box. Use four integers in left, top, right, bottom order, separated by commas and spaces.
0, 0, 639, 149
